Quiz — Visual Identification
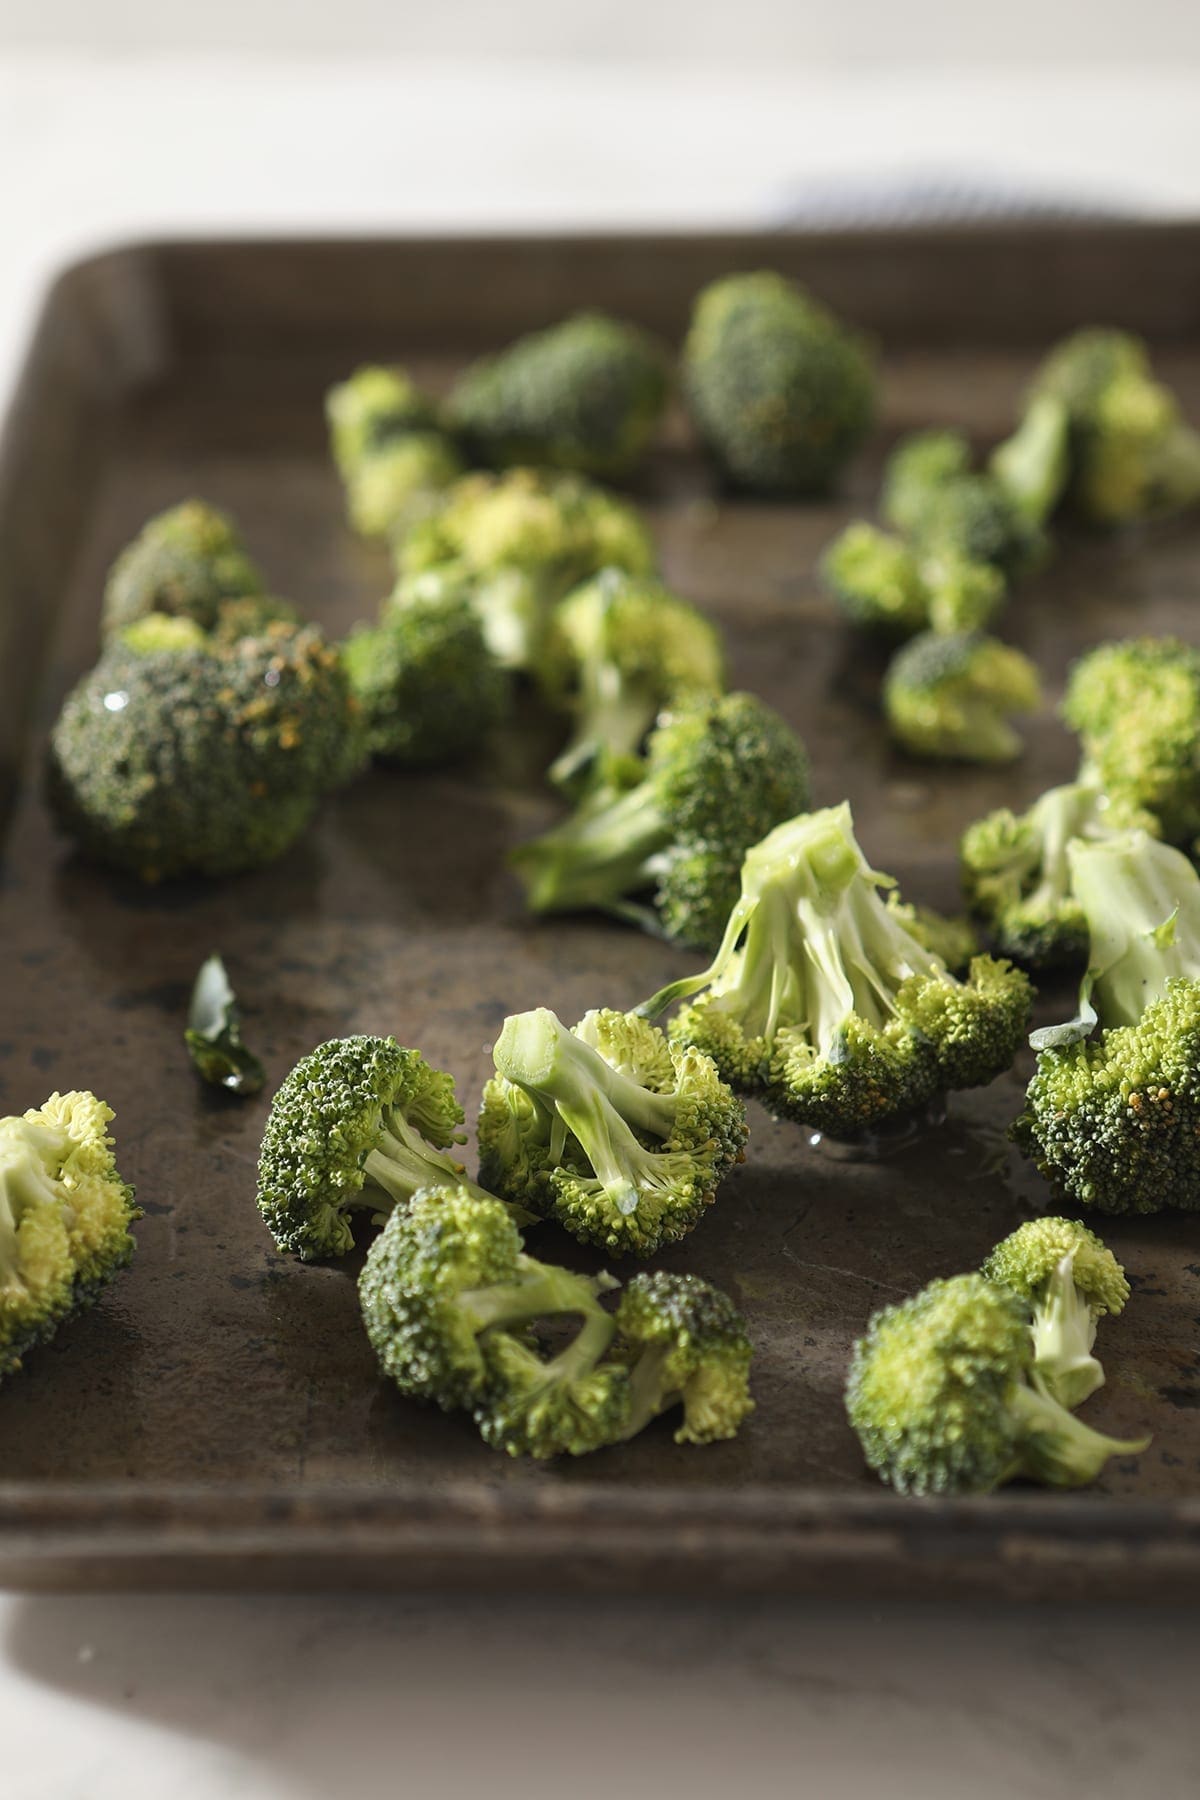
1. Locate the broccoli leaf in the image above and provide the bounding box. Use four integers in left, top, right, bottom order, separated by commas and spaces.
185, 954, 265, 1096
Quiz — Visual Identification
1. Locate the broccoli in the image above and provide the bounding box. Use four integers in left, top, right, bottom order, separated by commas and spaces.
820, 525, 931, 639
478, 1006, 747, 1256
989, 392, 1072, 525
120, 596, 301, 656
342, 591, 509, 767
327, 365, 441, 474
909, 473, 1045, 585
391, 468, 655, 675
982, 1218, 1130, 1410
682, 271, 876, 495
359, 1184, 626, 1458
1013, 829, 1200, 1213
880, 429, 973, 535
257, 1035, 528, 1262
101, 500, 266, 639
1062, 637, 1200, 844
884, 630, 1042, 763
540, 568, 726, 794
846, 1272, 1147, 1495
326, 366, 464, 540
448, 312, 671, 480
0, 1091, 139, 1382
47, 623, 363, 881
961, 779, 1157, 968
641, 804, 1032, 1142
511, 690, 811, 951
1026, 328, 1200, 526
885, 893, 979, 972
610, 1269, 754, 1445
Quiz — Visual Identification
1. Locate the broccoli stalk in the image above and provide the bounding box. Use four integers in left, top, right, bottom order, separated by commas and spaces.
989, 393, 1072, 525
982, 1217, 1131, 1410
1070, 831, 1200, 1027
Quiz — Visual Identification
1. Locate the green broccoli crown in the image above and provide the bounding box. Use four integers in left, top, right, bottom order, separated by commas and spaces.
47, 625, 363, 881
880, 429, 973, 535
448, 312, 671, 480
960, 780, 1156, 969
1062, 637, 1200, 843
479, 1006, 747, 1257
982, 1216, 1130, 1318
257, 1035, 494, 1261
101, 500, 266, 639
642, 803, 1031, 1140
612, 1269, 754, 1445
884, 629, 1042, 764
360, 1183, 623, 1455
846, 1272, 1146, 1495
820, 523, 931, 639
120, 597, 301, 657
989, 392, 1072, 527
344, 435, 465, 542
511, 690, 810, 952
0, 1091, 139, 1382
325, 365, 441, 476
342, 593, 508, 768
909, 473, 1045, 583
683, 270, 877, 495
542, 568, 726, 793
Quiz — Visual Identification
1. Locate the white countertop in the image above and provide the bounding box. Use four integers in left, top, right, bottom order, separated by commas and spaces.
3, 49, 1200, 1799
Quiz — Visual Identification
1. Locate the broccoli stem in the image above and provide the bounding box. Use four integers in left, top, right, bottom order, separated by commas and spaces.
459, 1257, 616, 1336
619, 1341, 675, 1438
1031, 1254, 1104, 1410
1011, 1375, 1148, 1486
550, 680, 657, 792
990, 393, 1071, 525
510, 780, 668, 914
1068, 833, 1200, 1026
360, 1116, 489, 1212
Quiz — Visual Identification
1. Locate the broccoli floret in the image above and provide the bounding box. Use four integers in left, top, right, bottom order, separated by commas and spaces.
359, 1184, 625, 1457
391, 468, 655, 675
642, 804, 1031, 1141
540, 568, 725, 793
846, 1272, 1147, 1495
478, 1007, 747, 1257
511, 690, 810, 951
1013, 830, 1200, 1213
682, 271, 876, 495
120, 596, 301, 656
961, 780, 1157, 968
610, 1270, 754, 1445
881, 429, 973, 535
884, 630, 1042, 763
1062, 637, 1200, 844
820, 524, 931, 639
342, 592, 509, 767
257, 1035, 521, 1262
909, 473, 1046, 585
327, 365, 442, 473
101, 501, 266, 639
1028, 328, 1200, 526
885, 893, 979, 973
326, 366, 464, 540
0, 1091, 139, 1382
46, 624, 363, 881
982, 1218, 1130, 1410
989, 392, 1072, 525
448, 312, 670, 480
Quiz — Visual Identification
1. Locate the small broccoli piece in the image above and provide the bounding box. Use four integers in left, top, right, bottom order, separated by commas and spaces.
47, 624, 363, 881
359, 1184, 625, 1458
642, 804, 1032, 1141
982, 1218, 1130, 1410
0, 1091, 139, 1383
989, 392, 1072, 525
909, 473, 1046, 586
820, 524, 931, 639
540, 568, 726, 794
478, 1007, 747, 1257
121, 596, 301, 656
1013, 829, 1200, 1213
682, 271, 876, 495
846, 1272, 1148, 1495
1062, 637, 1200, 844
609, 1270, 754, 1445
391, 468, 655, 675
119, 615, 210, 655
448, 312, 670, 480
881, 429, 973, 535
511, 690, 810, 951
342, 592, 508, 767
1028, 328, 1200, 526
327, 366, 440, 472
101, 501, 266, 639
884, 630, 1042, 763
257, 1035, 520, 1262
326, 366, 463, 540
961, 780, 1158, 968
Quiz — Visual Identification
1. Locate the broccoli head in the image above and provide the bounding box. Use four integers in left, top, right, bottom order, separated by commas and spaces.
342, 591, 509, 767
820, 524, 931, 639
982, 1217, 1130, 1410
0, 1091, 139, 1382
961, 779, 1157, 968
511, 690, 810, 951
909, 473, 1046, 585
1062, 637, 1200, 844
326, 365, 464, 539
880, 429, 973, 536
478, 1006, 747, 1257
326, 365, 441, 474
448, 312, 670, 480
642, 804, 1032, 1141
884, 629, 1042, 763
540, 568, 726, 793
101, 500, 266, 640
611, 1269, 754, 1445
846, 1272, 1147, 1495
47, 623, 363, 880
682, 271, 876, 495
